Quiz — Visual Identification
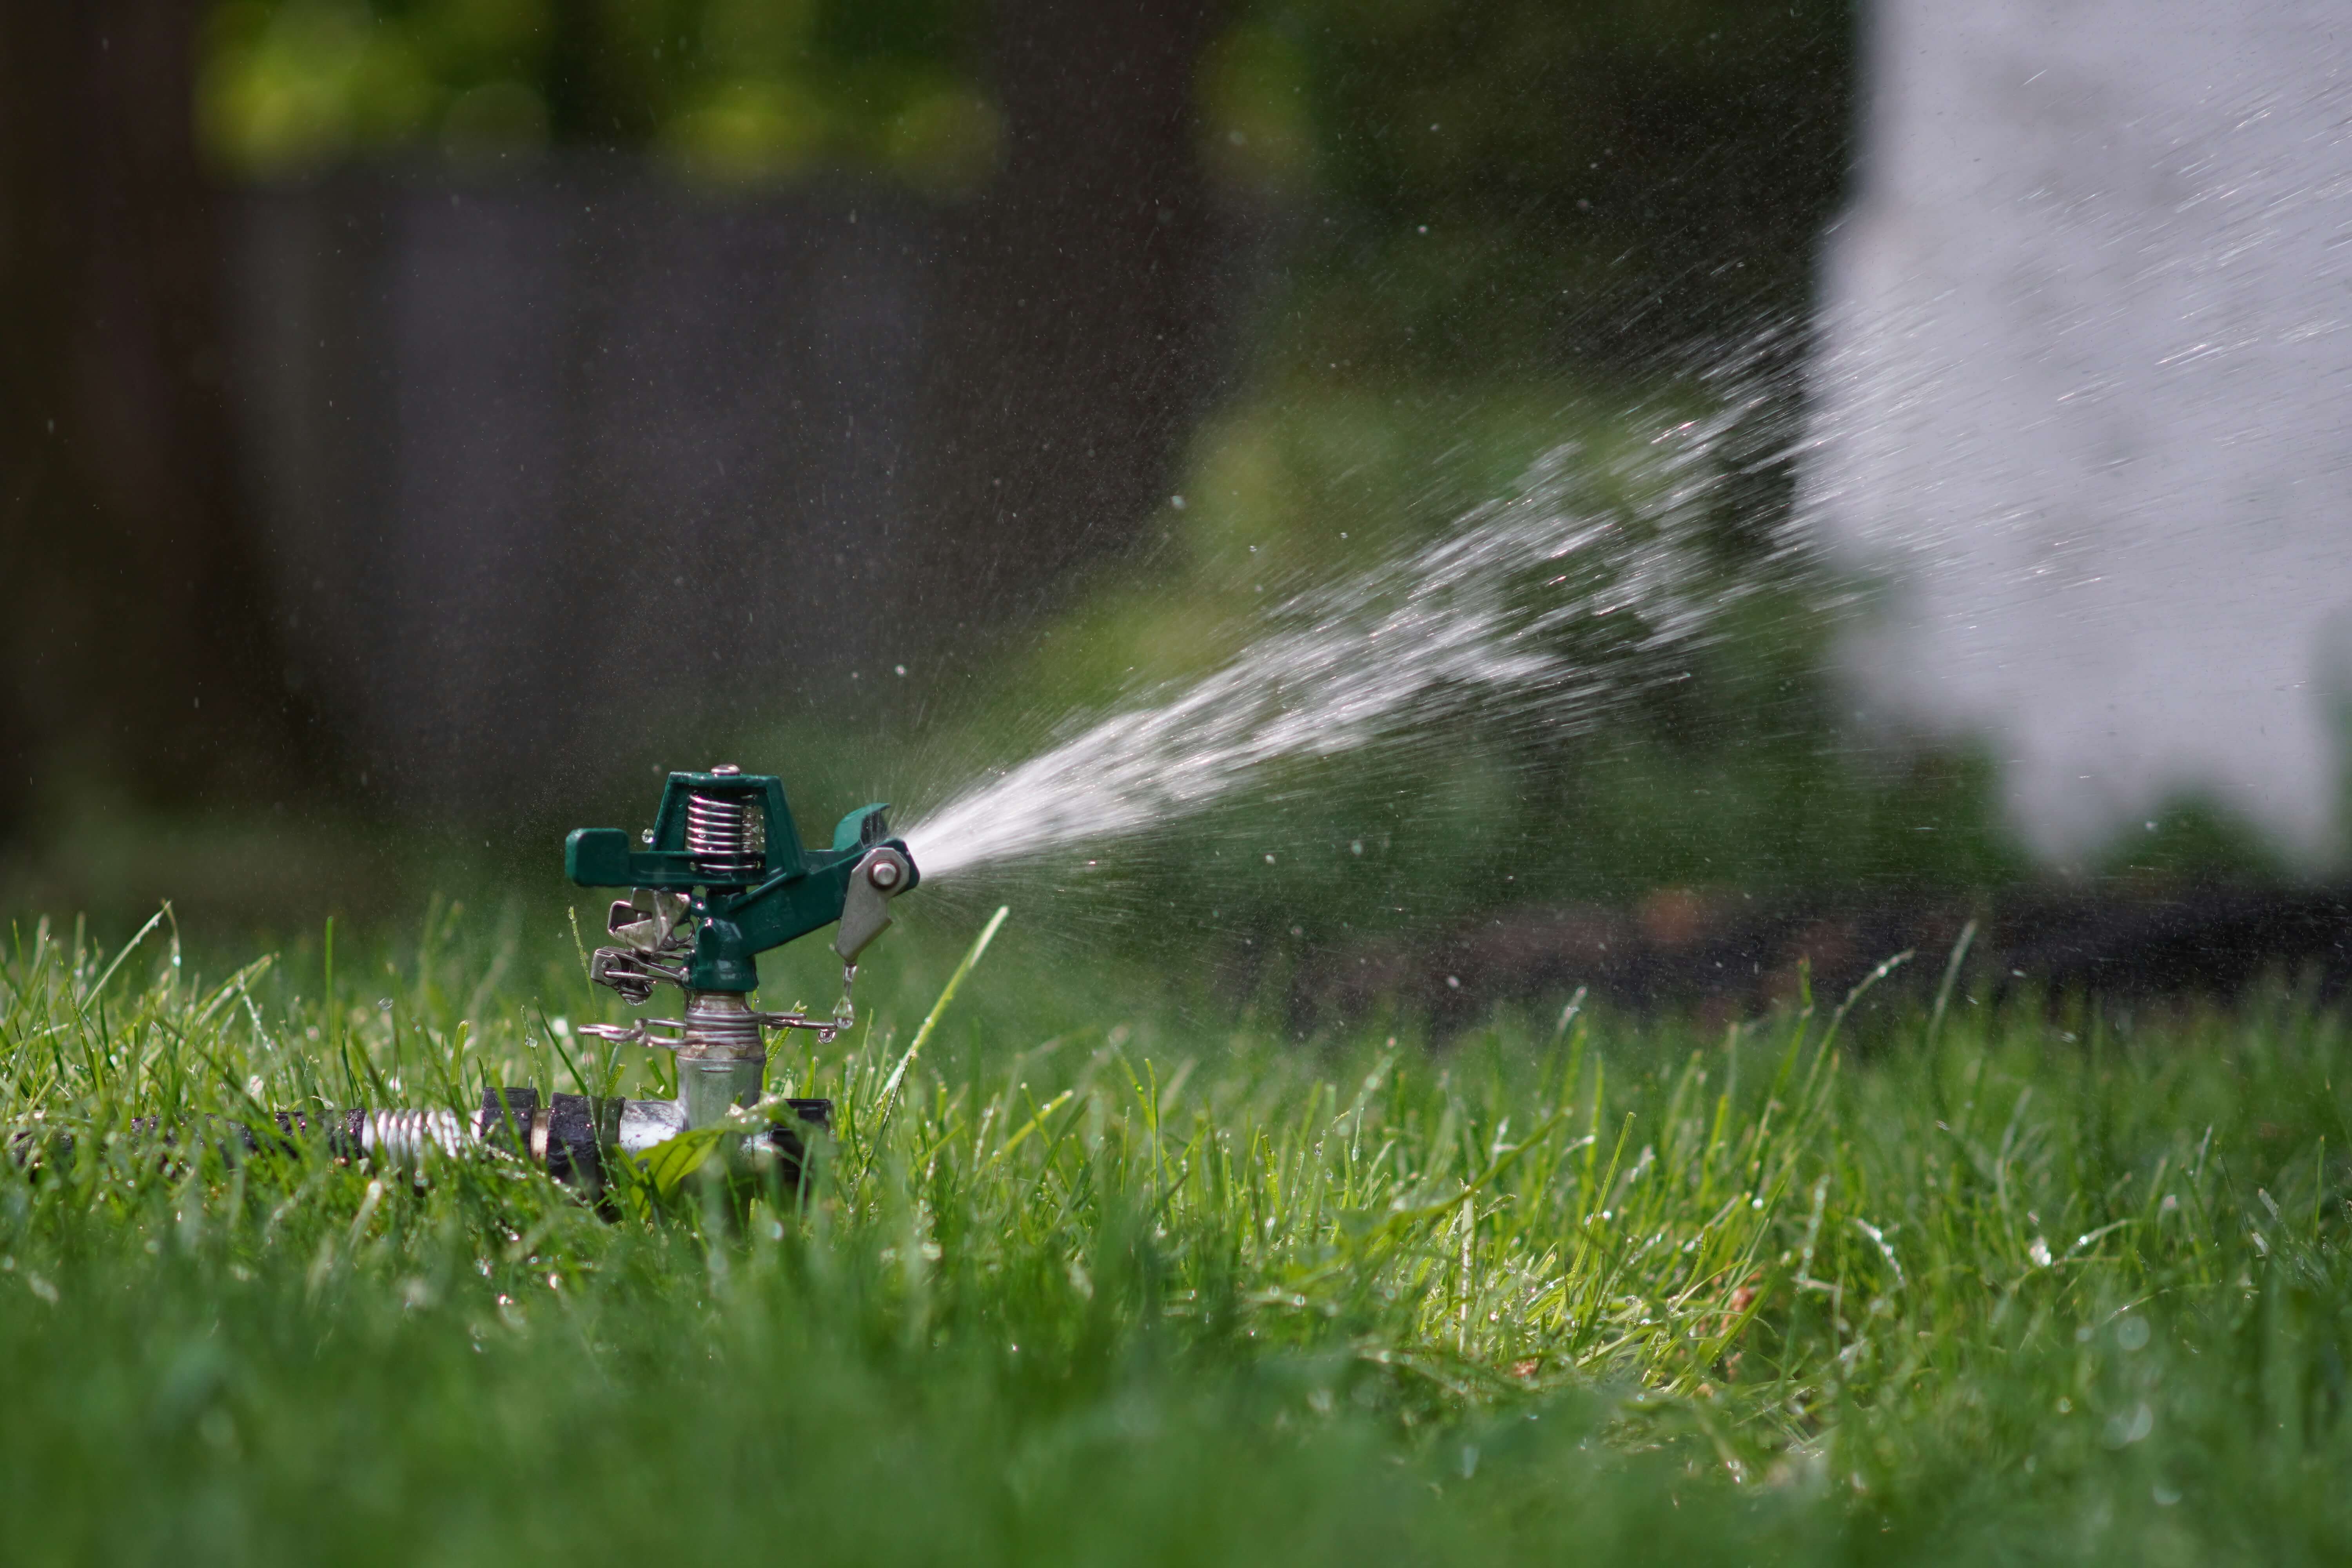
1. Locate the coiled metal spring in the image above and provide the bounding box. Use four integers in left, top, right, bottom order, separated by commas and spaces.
685, 788, 763, 882
682, 991, 765, 1055
358, 1109, 473, 1164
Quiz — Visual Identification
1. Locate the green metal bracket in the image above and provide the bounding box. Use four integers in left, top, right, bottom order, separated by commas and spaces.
565, 771, 919, 993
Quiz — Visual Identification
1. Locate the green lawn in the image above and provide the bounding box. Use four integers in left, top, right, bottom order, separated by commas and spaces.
4, 902, 2350, 1564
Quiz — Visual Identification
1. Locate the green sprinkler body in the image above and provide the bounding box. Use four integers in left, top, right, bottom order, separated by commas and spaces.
562, 764, 920, 1134
565, 767, 919, 994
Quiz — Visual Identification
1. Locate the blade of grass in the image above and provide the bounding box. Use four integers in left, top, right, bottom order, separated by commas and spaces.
867, 906, 1009, 1150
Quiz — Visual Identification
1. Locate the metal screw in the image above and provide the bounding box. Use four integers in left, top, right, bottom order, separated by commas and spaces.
868, 857, 902, 890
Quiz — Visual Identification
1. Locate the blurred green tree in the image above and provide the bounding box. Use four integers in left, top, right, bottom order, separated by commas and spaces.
200, 0, 1849, 364
200, 0, 1000, 188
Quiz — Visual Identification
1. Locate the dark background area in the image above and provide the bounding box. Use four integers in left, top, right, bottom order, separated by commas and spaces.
0, 0, 1852, 821
5, 0, 2336, 1012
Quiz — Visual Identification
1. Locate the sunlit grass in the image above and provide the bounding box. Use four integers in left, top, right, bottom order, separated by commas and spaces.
4, 905, 2351, 1563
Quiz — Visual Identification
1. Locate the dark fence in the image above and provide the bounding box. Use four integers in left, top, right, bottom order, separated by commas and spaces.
230, 159, 1277, 817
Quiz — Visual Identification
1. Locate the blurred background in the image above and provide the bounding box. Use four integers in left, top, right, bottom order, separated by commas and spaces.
2, 0, 2347, 1016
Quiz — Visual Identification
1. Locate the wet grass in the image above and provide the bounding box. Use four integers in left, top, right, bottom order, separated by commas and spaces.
4, 904, 2352, 1564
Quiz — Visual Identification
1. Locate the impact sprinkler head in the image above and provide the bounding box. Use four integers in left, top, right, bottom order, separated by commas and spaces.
7, 763, 918, 1200
563, 765, 921, 1131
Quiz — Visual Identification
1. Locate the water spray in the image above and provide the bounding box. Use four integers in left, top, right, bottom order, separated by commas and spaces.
903, 380, 1800, 887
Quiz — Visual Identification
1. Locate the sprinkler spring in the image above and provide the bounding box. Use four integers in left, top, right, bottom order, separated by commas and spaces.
683, 765, 765, 882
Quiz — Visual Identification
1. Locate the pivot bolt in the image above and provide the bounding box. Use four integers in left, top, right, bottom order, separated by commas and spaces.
868, 857, 903, 890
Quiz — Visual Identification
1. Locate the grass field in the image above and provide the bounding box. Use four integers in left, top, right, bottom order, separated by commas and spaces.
4, 901, 2351, 1565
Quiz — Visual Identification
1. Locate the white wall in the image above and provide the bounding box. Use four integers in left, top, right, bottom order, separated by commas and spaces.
1805, 0, 2352, 865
